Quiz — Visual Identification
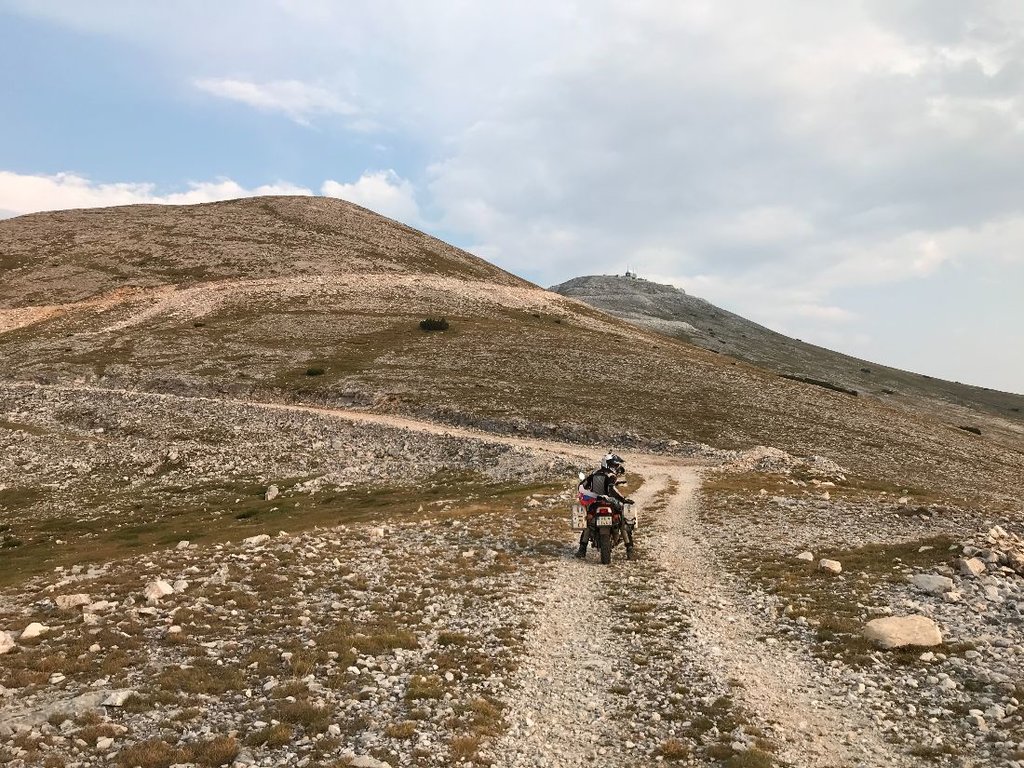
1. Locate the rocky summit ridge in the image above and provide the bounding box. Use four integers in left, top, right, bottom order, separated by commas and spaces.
552, 273, 1024, 443
1, 197, 1024, 768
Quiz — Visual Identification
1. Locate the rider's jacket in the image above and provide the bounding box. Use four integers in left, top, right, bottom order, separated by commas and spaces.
579, 468, 626, 508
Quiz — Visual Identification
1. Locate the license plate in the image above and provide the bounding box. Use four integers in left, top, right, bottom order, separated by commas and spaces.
596, 515, 613, 527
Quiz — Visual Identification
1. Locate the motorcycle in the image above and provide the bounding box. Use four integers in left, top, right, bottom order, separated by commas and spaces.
572, 473, 638, 565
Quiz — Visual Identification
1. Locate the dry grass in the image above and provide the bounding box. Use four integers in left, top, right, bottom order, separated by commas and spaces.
116, 736, 238, 768
406, 674, 445, 701
156, 660, 245, 695
245, 723, 294, 748
449, 735, 482, 762
385, 721, 418, 739
658, 738, 692, 760
274, 700, 333, 734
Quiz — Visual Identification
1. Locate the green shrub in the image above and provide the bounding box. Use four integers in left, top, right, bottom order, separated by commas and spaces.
419, 318, 449, 332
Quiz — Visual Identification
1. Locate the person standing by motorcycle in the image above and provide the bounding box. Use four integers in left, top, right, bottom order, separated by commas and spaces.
575, 453, 634, 559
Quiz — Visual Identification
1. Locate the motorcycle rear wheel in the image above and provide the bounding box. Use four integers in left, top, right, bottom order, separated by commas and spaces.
599, 529, 612, 565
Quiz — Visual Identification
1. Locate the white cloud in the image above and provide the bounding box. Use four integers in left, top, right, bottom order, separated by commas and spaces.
0, 169, 423, 229
193, 78, 356, 124
321, 171, 420, 225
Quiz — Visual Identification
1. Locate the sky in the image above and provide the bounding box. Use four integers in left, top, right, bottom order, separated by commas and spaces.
2, 1, 1023, 394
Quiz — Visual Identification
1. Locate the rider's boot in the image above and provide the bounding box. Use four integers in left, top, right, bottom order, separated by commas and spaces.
575, 543, 587, 559
626, 544, 636, 561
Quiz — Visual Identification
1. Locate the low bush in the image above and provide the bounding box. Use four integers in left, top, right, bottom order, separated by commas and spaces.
419, 317, 449, 332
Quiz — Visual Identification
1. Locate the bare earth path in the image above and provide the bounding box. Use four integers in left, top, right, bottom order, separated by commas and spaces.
639, 463, 908, 768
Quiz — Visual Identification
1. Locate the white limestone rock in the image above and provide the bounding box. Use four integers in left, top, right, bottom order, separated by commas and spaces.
910, 574, 954, 595
795, 551, 814, 562
143, 580, 174, 603
20, 622, 49, 640
54, 594, 91, 610
265, 485, 280, 502
101, 690, 136, 707
958, 557, 986, 578
349, 757, 393, 768
0, 631, 15, 655
818, 559, 842, 575
863, 615, 942, 649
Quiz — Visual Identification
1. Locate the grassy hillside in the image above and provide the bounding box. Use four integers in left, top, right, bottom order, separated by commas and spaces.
1, 196, 1021, 507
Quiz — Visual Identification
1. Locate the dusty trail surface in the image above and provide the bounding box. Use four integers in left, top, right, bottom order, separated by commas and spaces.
640, 464, 909, 768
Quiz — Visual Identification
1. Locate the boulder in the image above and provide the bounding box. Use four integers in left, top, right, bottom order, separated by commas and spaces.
143, 580, 174, 603
101, 690, 136, 707
863, 615, 942, 649
795, 551, 814, 562
911, 574, 954, 595
54, 594, 91, 611
349, 757, 392, 768
958, 557, 986, 578
818, 559, 842, 575
0, 631, 15, 655
20, 622, 49, 640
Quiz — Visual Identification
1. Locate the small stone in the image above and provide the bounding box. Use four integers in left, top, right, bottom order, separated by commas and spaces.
96, 736, 114, 751
910, 574, 954, 595
101, 690, 136, 707
54, 594, 92, 611
795, 551, 814, 561
172, 579, 189, 593
243, 534, 271, 547
89, 643, 101, 653
20, 622, 49, 640
819, 559, 842, 575
144, 580, 174, 603
0, 631, 15, 655
176, 540, 190, 550
863, 615, 942, 649
265, 485, 280, 502
966, 713, 988, 731
958, 557, 986, 578
349, 757, 392, 768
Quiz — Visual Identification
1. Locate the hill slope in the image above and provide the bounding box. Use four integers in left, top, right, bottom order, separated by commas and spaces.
552, 274, 1024, 438
1, 197, 1022, 506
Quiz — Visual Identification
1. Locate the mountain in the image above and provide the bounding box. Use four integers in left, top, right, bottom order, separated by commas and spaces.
4, 197, 1024, 768
1, 197, 1021, 504
552, 273, 1024, 441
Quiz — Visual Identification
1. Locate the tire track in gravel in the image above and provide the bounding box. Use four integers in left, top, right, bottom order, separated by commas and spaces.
491, 474, 672, 767
642, 463, 910, 768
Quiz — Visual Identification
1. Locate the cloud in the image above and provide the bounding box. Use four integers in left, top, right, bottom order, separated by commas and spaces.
193, 78, 356, 124
0, 171, 315, 215
321, 171, 421, 225
0, 169, 422, 227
